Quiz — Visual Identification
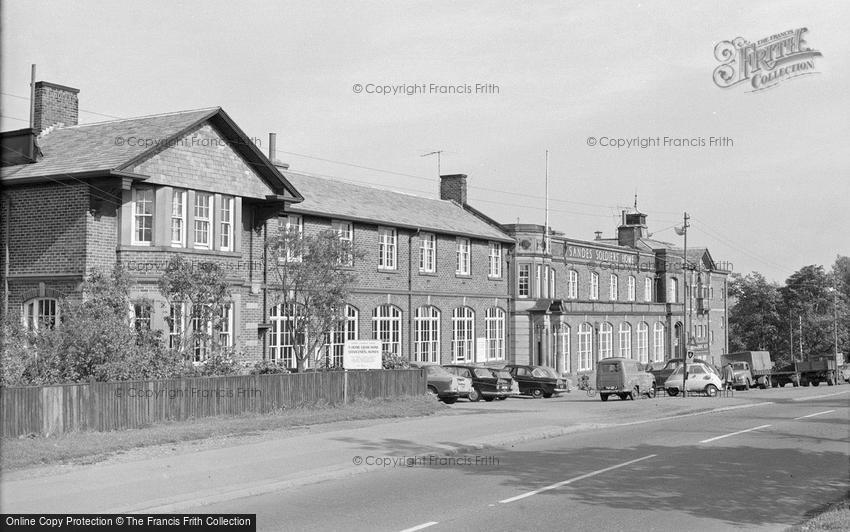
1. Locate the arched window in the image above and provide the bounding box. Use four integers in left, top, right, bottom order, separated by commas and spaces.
373, 305, 402, 355
451, 307, 475, 362
599, 322, 613, 358
609, 275, 618, 300
568, 270, 578, 299
414, 306, 440, 363
619, 322, 632, 358
22, 298, 59, 331
577, 323, 593, 371
484, 308, 505, 360
653, 322, 666, 362
325, 305, 358, 367
636, 322, 649, 363
590, 272, 599, 300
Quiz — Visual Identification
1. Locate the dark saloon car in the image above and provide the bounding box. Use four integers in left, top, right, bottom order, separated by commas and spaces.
503, 364, 566, 398
410, 362, 472, 404
443, 364, 511, 402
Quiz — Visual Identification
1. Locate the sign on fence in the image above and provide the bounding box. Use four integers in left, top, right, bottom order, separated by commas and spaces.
343, 340, 383, 369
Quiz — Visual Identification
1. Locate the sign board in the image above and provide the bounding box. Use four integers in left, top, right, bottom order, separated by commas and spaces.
343, 340, 382, 369
687, 351, 695, 360
475, 338, 487, 363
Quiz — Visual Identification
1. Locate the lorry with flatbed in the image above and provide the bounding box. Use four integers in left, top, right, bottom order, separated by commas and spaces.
722, 351, 842, 388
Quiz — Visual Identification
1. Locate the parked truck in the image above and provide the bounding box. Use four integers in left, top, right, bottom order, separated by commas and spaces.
797, 357, 841, 387
721, 351, 800, 389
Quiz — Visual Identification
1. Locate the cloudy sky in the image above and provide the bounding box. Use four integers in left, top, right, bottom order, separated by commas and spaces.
3, 0, 848, 281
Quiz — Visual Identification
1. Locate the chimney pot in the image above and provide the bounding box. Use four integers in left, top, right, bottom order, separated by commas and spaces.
594, 231, 603, 240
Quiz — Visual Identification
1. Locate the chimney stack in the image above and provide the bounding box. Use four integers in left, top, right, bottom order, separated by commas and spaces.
268, 132, 289, 170
440, 174, 467, 205
33, 81, 79, 134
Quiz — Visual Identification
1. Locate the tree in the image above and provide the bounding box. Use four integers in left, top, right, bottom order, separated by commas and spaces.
779, 265, 837, 361
727, 272, 784, 356
157, 255, 232, 367
830, 255, 850, 358
266, 225, 361, 372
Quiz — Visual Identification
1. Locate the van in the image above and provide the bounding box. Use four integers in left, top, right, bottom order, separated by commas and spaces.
596, 357, 656, 401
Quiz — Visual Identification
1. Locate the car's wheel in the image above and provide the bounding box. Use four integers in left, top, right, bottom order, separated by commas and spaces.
496, 396, 508, 400
531, 388, 544, 399
743, 380, 750, 390
629, 387, 639, 400
812, 380, 820, 387
441, 397, 457, 404
705, 384, 718, 397
427, 386, 439, 398
468, 387, 481, 402
647, 385, 657, 399
667, 388, 679, 397
600, 394, 609, 401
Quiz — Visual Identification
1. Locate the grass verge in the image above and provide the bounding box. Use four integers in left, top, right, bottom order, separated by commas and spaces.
1, 395, 445, 471
786, 492, 850, 531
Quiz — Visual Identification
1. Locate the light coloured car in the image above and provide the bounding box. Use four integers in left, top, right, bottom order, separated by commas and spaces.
664, 363, 723, 397
410, 362, 472, 404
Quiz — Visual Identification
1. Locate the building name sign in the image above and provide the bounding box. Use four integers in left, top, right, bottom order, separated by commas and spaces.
343, 340, 383, 370
564, 245, 637, 266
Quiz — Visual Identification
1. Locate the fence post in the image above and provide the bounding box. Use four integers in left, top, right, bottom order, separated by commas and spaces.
343, 370, 348, 404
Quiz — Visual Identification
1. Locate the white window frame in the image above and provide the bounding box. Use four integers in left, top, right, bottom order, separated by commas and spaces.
378, 227, 397, 270
536, 264, 543, 298
193, 192, 212, 249
609, 274, 618, 301
518, 264, 530, 298
568, 270, 578, 299
644, 277, 653, 302
627, 276, 636, 302
326, 305, 358, 367
132, 187, 154, 245
578, 323, 593, 371
619, 322, 632, 358
171, 189, 186, 247
414, 306, 440, 363
488, 242, 502, 278
168, 302, 186, 350
133, 302, 152, 332
218, 302, 233, 347
590, 272, 599, 300
653, 322, 666, 362
636, 322, 649, 363
284, 214, 303, 262
373, 304, 402, 355
333, 220, 354, 267
451, 307, 475, 362
456, 238, 471, 275
599, 322, 613, 358
484, 307, 505, 360
559, 325, 571, 373
219, 195, 234, 251
269, 303, 304, 368
549, 269, 556, 299
419, 232, 436, 273
669, 277, 679, 303
22, 298, 59, 331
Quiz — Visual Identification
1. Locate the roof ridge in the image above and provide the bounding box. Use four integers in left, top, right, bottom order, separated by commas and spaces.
59, 107, 220, 129
284, 170, 452, 203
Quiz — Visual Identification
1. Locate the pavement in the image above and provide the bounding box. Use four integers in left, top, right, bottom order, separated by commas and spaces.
1, 386, 848, 518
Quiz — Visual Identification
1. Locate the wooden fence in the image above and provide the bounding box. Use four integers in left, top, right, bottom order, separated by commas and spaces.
0, 369, 426, 437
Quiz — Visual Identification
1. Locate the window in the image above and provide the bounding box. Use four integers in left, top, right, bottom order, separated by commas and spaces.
549, 269, 556, 298
518, 264, 530, 297
599, 322, 613, 358
191, 306, 210, 362
168, 302, 186, 349
590, 272, 599, 300
488, 242, 502, 278
284, 215, 303, 262
485, 308, 505, 360
219, 195, 234, 251
373, 305, 402, 355
419, 233, 436, 273
636, 322, 649, 363
559, 325, 571, 373
133, 302, 152, 332
452, 307, 475, 362
645, 277, 653, 302
414, 306, 440, 362
171, 189, 186, 247
710, 287, 715, 300
568, 270, 578, 299
619, 323, 632, 358
133, 187, 153, 244
710, 330, 715, 345
218, 303, 233, 347
193, 192, 212, 249
536, 265, 543, 297
326, 305, 358, 367
333, 221, 354, 267
456, 238, 471, 275
378, 228, 397, 270
270, 303, 304, 367
627, 276, 636, 301
669, 278, 679, 303
578, 323, 593, 371
22, 298, 59, 331
609, 275, 618, 300
653, 322, 666, 362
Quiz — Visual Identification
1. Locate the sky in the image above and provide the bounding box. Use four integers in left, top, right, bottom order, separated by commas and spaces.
2, 0, 848, 282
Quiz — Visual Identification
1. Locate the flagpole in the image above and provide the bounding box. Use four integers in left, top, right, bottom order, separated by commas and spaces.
544, 150, 550, 252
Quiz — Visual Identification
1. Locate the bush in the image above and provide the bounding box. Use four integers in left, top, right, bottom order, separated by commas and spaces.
382, 351, 410, 369
249, 359, 292, 375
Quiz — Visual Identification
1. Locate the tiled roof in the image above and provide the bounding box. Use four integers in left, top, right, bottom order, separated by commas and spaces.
283, 171, 513, 242
1, 108, 218, 182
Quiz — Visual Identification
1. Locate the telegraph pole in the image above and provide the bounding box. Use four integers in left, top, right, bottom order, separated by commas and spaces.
681, 212, 690, 397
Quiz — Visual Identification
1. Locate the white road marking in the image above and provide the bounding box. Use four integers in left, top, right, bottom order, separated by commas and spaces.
498, 454, 657, 504
794, 410, 836, 420
699, 424, 772, 443
399, 522, 438, 532
791, 390, 850, 401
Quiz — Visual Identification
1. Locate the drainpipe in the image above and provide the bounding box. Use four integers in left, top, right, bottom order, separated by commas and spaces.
408, 229, 419, 360
262, 221, 268, 360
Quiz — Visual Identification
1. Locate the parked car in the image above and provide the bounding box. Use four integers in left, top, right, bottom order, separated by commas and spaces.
487, 368, 520, 399
444, 364, 511, 402
596, 357, 657, 401
664, 363, 723, 397
839, 364, 850, 384
410, 362, 471, 404
503, 364, 566, 398
646, 357, 718, 386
